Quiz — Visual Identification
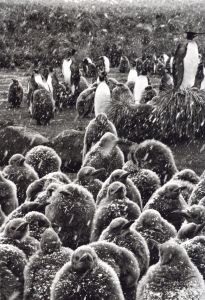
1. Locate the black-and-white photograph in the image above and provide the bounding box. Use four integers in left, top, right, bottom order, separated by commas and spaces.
0, 0, 205, 299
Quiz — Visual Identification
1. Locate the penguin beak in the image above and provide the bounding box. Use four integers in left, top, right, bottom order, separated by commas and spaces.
16, 221, 29, 232
79, 253, 93, 263
121, 220, 135, 231
172, 209, 191, 219
195, 222, 205, 234
20, 157, 26, 164
113, 186, 124, 195
119, 172, 130, 181
116, 139, 133, 146
92, 168, 106, 177
60, 190, 72, 197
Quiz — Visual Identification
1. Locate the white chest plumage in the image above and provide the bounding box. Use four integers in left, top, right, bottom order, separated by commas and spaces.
134, 75, 149, 103
94, 81, 111, 116
181, 41, 199, 89
62, 59, 72, 86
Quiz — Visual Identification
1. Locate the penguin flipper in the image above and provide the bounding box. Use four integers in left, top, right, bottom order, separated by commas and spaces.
173, 42, 187, 90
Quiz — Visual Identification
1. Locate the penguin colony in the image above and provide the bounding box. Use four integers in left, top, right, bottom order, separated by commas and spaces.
0, 113, 205, 299
3, 30, 205, 300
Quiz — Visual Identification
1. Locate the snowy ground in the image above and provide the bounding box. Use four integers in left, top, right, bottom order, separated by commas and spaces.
0, 68, 205, 175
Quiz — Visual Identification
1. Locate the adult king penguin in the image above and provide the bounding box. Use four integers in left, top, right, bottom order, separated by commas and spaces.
62, 49, 80, 94
173, 31, 205, 90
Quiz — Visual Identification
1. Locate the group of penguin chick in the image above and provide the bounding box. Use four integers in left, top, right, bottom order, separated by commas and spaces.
1, 112, 205, 299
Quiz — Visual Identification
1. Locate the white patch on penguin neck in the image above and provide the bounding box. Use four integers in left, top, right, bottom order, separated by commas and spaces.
87, 57, 92, 64
134, 75, 149, 103
180, 40, 199, 89
127, 69, 138, 83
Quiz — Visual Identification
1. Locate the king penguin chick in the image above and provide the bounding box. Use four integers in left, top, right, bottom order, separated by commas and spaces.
23, 228, 73, 300
189, 173, 205, 205
169, 178, 195, 203
26, 171, 70, 202
94, 71, 111, 116
183, 235, 205, 280
119, 55, 130, 73
173, 168, 200, 182
24, 211, 51, 241
50, 245, 125, 300
99, 217, 150, 276
45, 183, 95, 249
143, 181, 187, 230
75, 166, 105, 201
25, 146, 62, 178
0, 218, 39, 258
0, 171, 18, 215
133, 209, 177, 264
96, 169, 142, 209
0, 201, 50, 232
171, 168, 200, 202
133, 139, 178, 184
159, 68, 174, 92
137, 239, 205, 300
123, 150, 161, 207
174, 204, 205, 225
3, 154, 39, 205
8, 79, 23, 108
82, 112, 117, 160
90, 181, 141, 242
82, 132, 124, 178
90, 241, 140, 300
177, 222, 205, 241
0, 244, 27, 300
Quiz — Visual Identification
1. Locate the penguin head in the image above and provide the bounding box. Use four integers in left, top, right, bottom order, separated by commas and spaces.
173, 169, 200, 185
40, 227, 61, 254
25, 211, 51, 240
42, 68, 49, 80
46, 182, 62, 198
71, 49, 76, 56
71, 246, 98, 273
110, 169, 130, 184
95, 113, 108, 125
99, 132, 119, 151
107, 181, 127, 199
109, 217, 135, 238
4, 218, 29, 240
162, 182, 185, 199
186, 31, 199, 40
136, 209, 164, 233
11, 79, 19, 88
174, 205, 205, 224
177, 222, 205, 240
159, 240, 190, 266
77, 167, 105, 185
98, 70, 107, 82
9, 154, 25, 166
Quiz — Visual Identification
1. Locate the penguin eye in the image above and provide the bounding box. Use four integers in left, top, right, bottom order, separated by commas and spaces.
75, 255, 79, 260
10, 226, 16, 230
